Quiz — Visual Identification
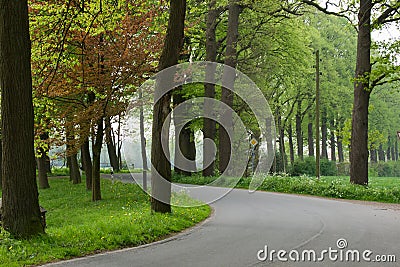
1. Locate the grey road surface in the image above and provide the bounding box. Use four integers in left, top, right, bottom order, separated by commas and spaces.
43, 174, 400, 267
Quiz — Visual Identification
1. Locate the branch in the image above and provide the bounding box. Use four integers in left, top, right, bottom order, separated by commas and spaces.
375, 1, 400, 26
300, 0, 354, 26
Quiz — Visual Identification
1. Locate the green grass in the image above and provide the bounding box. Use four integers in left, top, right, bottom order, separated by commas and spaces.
0, 178, 210, 267
49, 167, 143, 176
172, 174, 400, 203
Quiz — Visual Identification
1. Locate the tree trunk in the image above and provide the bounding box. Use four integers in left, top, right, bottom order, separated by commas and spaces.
330, 118, 336, 162
0, 0, 44, 237
0, 133, 2, 189
203, 0, 218, 177
370, 149, 377, 163
296, 101, 303, 160
378, 144, 385, 162
218, 0, 240, 174
37, 133, 50, 189
337, 135, 344, 163
350, 0, 372, 185
139, 88, 148, 191
277, 114, 286, 172
81, 137, 92, 190
92, 118, 103, 201
390, 138, 395, 161
386, 136, 392, 161
265, 117, 274, 173
288, 124, 295, 165
308, 114, 314, 157
151, 0, 186, 213
395, 139, 399, 161
321, 109, 328, 159
173, 92, 196, 176
105, 116, 119, 172
66, 117, 81, 183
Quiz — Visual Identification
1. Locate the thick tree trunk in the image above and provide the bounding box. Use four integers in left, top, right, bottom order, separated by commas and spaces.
70, 153, 81, 184
378, 144, 385, 162
288, 124, 295, 165
296, 102, 303, 160
390, 138, 395, 161
92, 118, 103, 201
337, 135, 344, 163
308, 114, 314, 157
386, 136, 392, 161
105, 116, 119, 172
174, 92, 196, 176
321, 109, 328, 159
350, 0, 372, 185
265, 117, 274, 173
0, 133, 2, 189
139, 88, 148, 191
66, 117, 81, 183
330, 118, 336, 162
81, 137, 92, 190
0, 0, 44, 237
218, 0, 240, 174
151, 0, 186, 213
370, 149, 377, 163
203, 0, 218, 177
37, 134, 50, 189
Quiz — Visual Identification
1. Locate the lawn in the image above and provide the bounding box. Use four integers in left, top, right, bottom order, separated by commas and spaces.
172, 174, 400, 203
0, 177, 210, 267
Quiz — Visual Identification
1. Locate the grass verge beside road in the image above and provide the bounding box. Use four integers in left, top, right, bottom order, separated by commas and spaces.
172, 174, 400, 203
0, 178, 210, 267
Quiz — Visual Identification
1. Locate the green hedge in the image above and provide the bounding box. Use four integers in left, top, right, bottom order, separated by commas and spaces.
290, 157, 337, 176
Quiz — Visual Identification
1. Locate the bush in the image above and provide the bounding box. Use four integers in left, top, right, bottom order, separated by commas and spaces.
370, 161, 400, 177
290, 157, 337, 176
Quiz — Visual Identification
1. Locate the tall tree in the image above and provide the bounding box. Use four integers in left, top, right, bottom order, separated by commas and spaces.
218, 0, 240, 173
0, 0, 44, 237
151, 0, 186, 213
301, 0, 400, 185
203, 0, 218, 177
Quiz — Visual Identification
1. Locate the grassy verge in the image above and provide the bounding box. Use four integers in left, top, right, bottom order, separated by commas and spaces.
172, 174, 400, 203
0, 178, 210, 267
48, 167, 143, 176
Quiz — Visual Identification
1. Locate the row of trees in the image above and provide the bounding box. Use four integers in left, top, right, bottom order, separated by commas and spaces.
0, 0, 399, 236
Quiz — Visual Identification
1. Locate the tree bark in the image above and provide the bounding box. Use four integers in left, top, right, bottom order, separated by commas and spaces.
378, 144, 385, 162
370, 149, 377, 163
66, 120, 81, 184
203, 0, 218, 177
81, 137, 92, 190
386, 135, 392, 161
330, 118, 336, 162
37, 133, 50, 189
0, 0, 44, 237
105, 116, 119, 172
350, 0, 372, 185
173, 92, 196, 176
288, 124, 295, 165
92, 118, 103, 201
337, 135, 344, 163
308, 114, 314, 157
395, 139, 399, 161
151, 0, 186, 213
218, 0, 240, 174
321, 108, 328, 159
139, 88, 148, 191
296, 101, 303, 160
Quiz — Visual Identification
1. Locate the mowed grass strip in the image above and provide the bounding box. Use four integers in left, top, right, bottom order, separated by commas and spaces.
0, 177, 211, 267
173, 174, 400, 203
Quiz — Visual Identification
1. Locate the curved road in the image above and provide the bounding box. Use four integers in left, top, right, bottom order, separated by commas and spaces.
44, 175, 400, 267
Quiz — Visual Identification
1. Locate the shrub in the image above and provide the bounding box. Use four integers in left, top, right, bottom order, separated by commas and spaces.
290, 157, 337, 176
370, 161, 400, 177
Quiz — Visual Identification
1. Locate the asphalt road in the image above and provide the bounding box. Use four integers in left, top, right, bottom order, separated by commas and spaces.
43, 174, 400, 267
